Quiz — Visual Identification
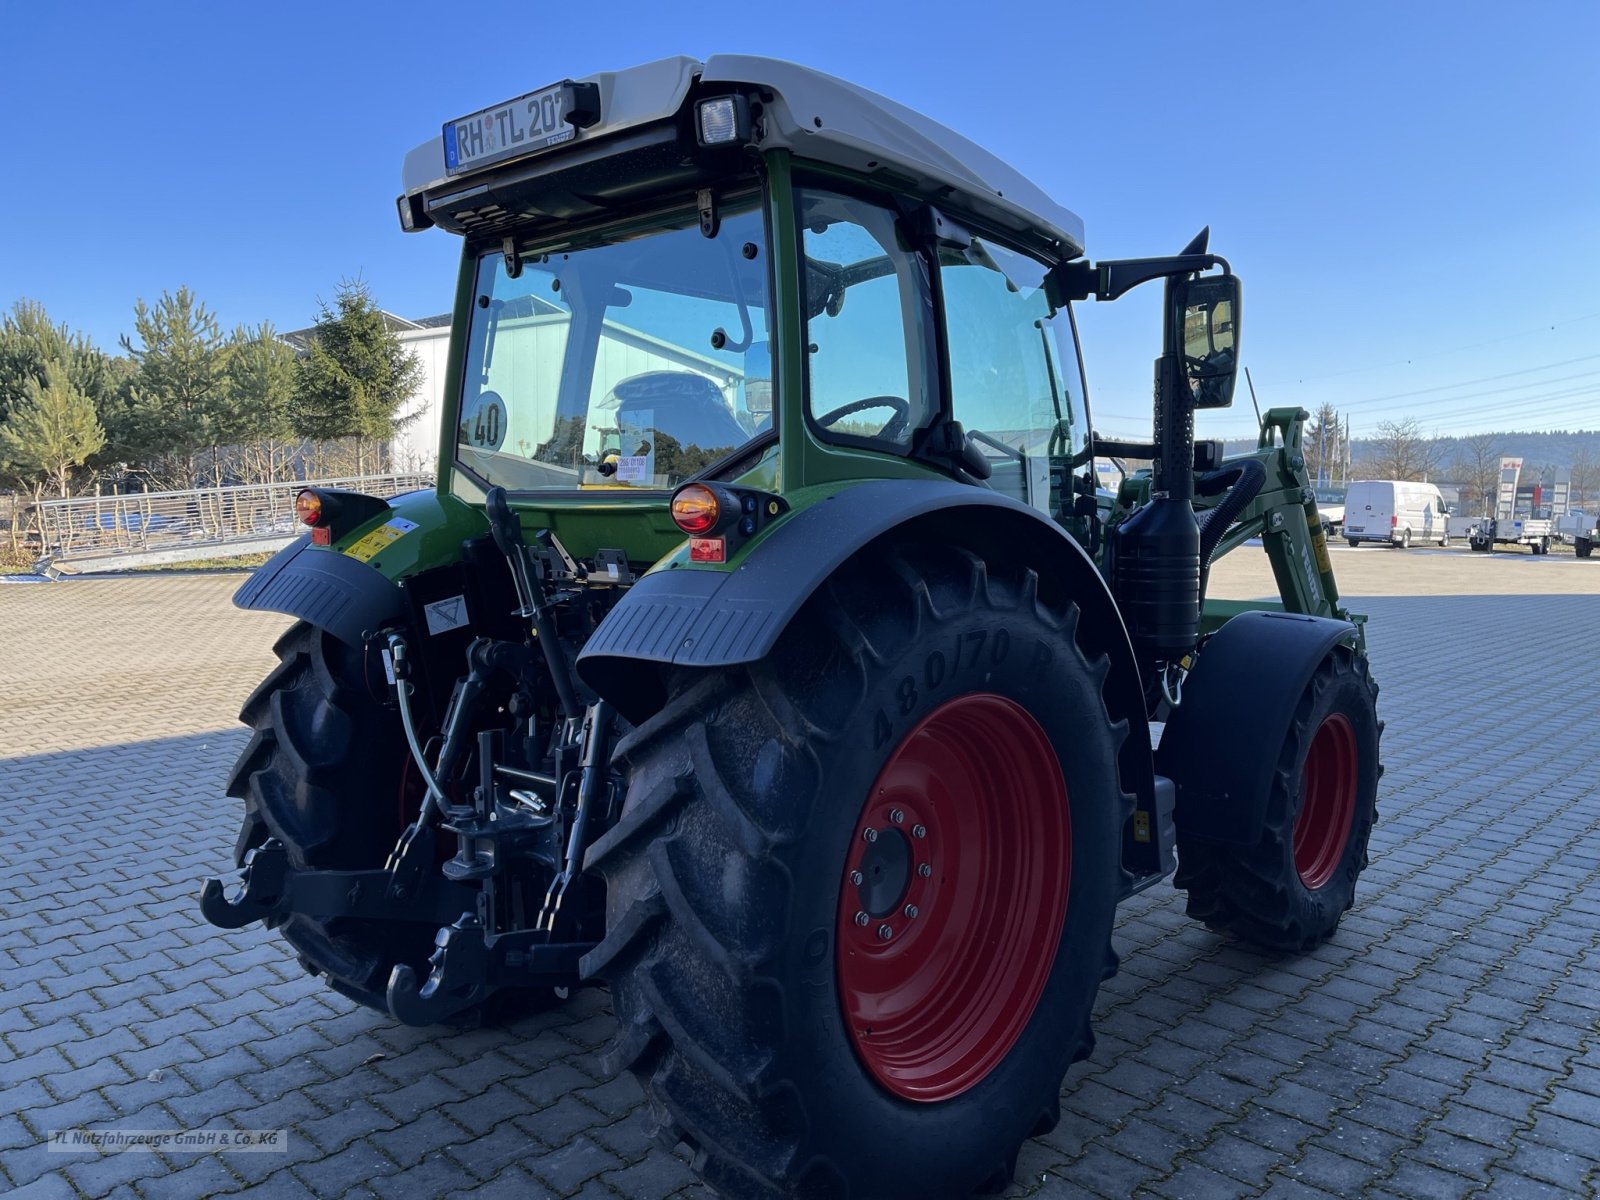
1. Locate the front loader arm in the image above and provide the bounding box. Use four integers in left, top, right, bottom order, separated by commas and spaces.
1196, 407, 1363, 647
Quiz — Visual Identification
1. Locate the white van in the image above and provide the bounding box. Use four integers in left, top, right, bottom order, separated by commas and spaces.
1343, 480, 1450, 548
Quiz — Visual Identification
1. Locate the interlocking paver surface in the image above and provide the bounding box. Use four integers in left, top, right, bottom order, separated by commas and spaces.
0, 549, 1596, 1198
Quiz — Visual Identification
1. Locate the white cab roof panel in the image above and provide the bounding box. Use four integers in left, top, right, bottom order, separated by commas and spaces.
402, 55, 1085, 256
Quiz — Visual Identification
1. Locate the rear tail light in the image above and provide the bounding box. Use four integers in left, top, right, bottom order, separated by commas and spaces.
671, 484, 725, 536
296, 490, 325, 527
670, 483, 788, 564
1391, 515, 1398, 528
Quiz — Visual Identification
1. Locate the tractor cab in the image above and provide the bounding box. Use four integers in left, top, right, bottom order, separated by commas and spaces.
397, 55, 1104, 537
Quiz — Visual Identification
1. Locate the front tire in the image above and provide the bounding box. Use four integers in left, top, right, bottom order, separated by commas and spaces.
1578, 538, 1593, 559
584, 543, 1128, 1199
1175, 649, 1381, 951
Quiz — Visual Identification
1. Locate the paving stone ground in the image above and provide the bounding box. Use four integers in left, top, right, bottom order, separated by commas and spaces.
1, 549, 1596, 1199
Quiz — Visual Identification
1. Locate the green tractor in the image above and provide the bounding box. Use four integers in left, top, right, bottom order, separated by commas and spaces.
202, 56, 1382, 1199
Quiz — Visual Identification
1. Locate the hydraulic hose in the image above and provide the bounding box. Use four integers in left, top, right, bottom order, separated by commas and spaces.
1195, 459, 1267, 606
1196, 458, 1267, 566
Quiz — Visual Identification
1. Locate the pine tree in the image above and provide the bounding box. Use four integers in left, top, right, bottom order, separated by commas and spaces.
119, 287, 226, 485
0, 358, 106, 497
293, 281, 422, 474
220, 322, 301, 482
0, 300, 119, 463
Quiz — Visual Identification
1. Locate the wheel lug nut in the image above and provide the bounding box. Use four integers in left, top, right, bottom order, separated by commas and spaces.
912, 824, 927, 839
918, 863, 932, 878
862, 828, 878, 843
903, 905, 918, 919
850, 870, 864, 885
889, 808, 905, 824
877, 924, 893, 941
854, 911, 869, 926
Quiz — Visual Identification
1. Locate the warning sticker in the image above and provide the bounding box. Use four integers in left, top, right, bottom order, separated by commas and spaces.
424, 595, 470, 636
343, 516, 419, 563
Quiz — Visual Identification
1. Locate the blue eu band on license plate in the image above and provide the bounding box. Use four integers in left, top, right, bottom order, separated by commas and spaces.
444, 84, 577, 175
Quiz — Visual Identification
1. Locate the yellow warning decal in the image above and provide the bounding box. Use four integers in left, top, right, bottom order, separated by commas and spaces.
343, 517, 418, 563
1312, 525, 1333, 575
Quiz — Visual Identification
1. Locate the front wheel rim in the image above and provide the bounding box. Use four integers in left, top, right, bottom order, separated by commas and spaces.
1293, 712, 1358, 890
835, 692, 1071, 1103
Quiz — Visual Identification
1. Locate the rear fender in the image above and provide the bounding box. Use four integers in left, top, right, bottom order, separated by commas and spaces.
1157, 610, 1359, 845
233, 537, 406, 649
577, 479, 1155, 818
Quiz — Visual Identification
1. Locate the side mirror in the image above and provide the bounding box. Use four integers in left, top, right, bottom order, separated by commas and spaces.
744, 341, 772, 417
1178, 274, 1240, 409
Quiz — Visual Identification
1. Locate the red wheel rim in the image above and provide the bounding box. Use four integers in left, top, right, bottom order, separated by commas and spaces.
1293, 712, 1358, 890
836, 692, 1070, 1103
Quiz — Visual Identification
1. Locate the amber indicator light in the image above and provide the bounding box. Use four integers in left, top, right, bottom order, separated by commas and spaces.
671, 484, 721, 536
295, 490, 324, 527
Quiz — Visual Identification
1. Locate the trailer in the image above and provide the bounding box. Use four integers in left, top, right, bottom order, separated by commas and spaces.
1559, 511, 1599, 558
1467, 458, 1555, 554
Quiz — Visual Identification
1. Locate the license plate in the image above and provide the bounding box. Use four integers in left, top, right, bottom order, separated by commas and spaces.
444, 83, 575, 175
1347, 526, 1363, 533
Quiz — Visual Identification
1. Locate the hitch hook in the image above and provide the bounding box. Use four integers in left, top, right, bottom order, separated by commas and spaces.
385, 913, 490, 1026
199, 840, 290, 929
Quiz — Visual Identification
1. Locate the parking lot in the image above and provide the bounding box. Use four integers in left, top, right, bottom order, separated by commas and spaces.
1, 546, 1597, 1199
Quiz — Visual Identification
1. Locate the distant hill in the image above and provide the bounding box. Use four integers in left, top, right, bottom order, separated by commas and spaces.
1419, 430, 1600, 474
1220, 429, 1600, 478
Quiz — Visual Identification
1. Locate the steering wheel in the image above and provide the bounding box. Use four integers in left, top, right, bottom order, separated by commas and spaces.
816, 395, 911, 441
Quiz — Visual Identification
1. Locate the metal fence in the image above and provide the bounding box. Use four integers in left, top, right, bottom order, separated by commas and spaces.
33, 473, 433, 563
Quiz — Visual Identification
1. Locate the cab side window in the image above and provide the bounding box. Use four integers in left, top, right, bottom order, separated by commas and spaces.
939, 238, 1084, 517
799, 189, 933, 451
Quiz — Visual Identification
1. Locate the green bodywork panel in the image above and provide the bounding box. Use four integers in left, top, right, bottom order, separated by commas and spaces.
309, 489, 487, 580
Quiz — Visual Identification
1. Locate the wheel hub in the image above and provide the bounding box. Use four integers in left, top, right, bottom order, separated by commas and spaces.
835, 692, 1070, 1103
854, 826, 912, 918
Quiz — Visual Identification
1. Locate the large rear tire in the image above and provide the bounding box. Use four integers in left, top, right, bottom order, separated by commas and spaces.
1175, 648, 1381, 951
583, 542, 1128, 1199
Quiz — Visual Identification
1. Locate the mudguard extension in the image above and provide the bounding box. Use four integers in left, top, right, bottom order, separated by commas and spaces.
577, 479, 1144, 738
233, 537, 406, 649
1157, 610, 1358, 846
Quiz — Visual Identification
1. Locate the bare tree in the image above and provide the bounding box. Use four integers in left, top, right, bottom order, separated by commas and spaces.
1569, 443, 1599, 507
1451, 433, 1504, 517
1362, 417, 1441, 482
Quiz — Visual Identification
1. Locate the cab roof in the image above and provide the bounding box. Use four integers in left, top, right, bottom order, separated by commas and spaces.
401, 55, 1085, 258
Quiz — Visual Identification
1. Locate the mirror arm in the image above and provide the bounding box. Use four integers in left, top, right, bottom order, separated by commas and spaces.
1048, 253, 1225, 306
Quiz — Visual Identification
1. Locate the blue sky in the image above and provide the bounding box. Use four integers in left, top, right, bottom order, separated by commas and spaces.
2, 1, 1596, 440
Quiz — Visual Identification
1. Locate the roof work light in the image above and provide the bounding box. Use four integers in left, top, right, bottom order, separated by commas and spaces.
696, 96, 750, 146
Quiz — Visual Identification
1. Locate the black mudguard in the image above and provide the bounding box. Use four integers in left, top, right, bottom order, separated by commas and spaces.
1157, 610, 1359, 845
577, 478, 1155, 823
233, 537, 406, 649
